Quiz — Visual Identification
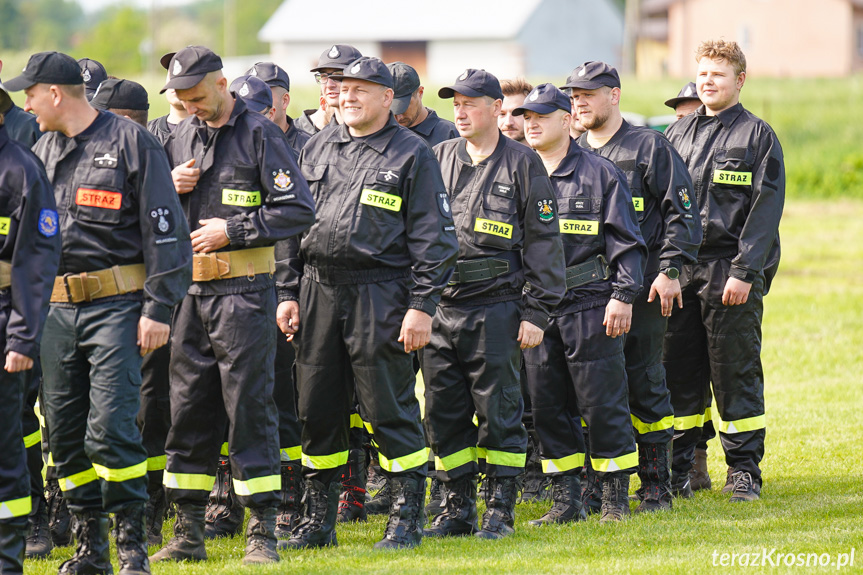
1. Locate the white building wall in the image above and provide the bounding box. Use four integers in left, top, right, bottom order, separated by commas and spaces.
269, 41, 382, 86
426, 41, 526, 85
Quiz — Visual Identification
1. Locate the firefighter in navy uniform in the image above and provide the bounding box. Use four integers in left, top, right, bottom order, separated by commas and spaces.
388, 61, 458, 148
277, 57, 458, 550
568, 61, 701, 512
0, 80, 61, 575
150, 46, 314, 566
423, 69, 565, 540
294, 44, 362, 136
246, 62, 310, 155
7, 51, 193, 575
516, 84, 647, 524
664, 40, 784, 503
0, 60, 42, 147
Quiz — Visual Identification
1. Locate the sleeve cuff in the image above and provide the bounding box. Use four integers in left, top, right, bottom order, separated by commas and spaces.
611, 289, 636, 304
659, 257, 682, 272
226, 218, 244, 247
409, 296, 437, 318
5, 338, 37, 361
278, 289, 299, 303
729, 265, 757, 283
520, 307, 550, 330
141, 300, 173, 325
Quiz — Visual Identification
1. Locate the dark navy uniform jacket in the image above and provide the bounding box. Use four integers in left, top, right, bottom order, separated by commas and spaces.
284, 115, 310, 156
410, 108, 458, 148
163, 97, 315, 297
32, 111, 192, 324
579, 120, 701, 276
434, 132, 565, 329
147, 115, 174, 147
0, 125, 61, 359
1, 103, 42, 148
279, 116, 458, 317
550, 139, 647, 315
665, 103, 784, 286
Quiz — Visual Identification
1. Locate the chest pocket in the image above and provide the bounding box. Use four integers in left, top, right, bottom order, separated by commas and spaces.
219, 164, 261, 211
301, 163, 327, 203
711, 147, 754, 194
72, 163, 127, 225
616, 160, 645, 222
557, 194, 602, 247
357, 168, 403, 224
473, 181, 519, 250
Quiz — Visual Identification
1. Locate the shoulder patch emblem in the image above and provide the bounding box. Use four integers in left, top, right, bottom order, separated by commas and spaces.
94, 152, 118, 169
437, 192, 451, 218
273, 169, 294, 192
38, 209, 59, 238
537, 199, 555, 224
149, 206, 175, 236
676, 185, 692, 210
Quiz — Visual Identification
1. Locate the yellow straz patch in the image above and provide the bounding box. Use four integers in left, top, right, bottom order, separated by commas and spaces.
0, 217, 9, 235
713, 170, 752, 185
559, 219, 598, 235
360, 189, 402, 212
632, 197, 644, 211
474, 218, 513, 239
222, 189, 261, 206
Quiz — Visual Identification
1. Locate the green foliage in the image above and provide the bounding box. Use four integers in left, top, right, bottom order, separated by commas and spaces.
76, 6, 148, 75
0, 0, 83, 51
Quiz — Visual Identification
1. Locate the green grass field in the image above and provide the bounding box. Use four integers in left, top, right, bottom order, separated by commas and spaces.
23, 199, 863, 573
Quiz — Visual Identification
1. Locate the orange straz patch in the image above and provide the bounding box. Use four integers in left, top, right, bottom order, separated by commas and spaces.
76, 188, 122, 210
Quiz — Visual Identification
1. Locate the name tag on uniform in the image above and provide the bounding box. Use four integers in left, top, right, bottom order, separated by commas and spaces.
559, 219, 598, 235
222, 189, 261, 206
713, 170, 752, 185
474, 218, 512, 238
0, 217, 9, 235
632, 197, 644, 211
360, 189, 402, 212
76, 188, 122, 210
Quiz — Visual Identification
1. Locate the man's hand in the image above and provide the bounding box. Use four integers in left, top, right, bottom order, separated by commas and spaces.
5, 351, 33, 373
172, 158, 200, 194
138, 317, 170, 356
517, 321, 544, 350
191, 218, 230, 253
277, 301, 300, 342
722, 277, 752, 306
648, 273, 683, 317
604, 299, 633, 338
398, 309, 432, 353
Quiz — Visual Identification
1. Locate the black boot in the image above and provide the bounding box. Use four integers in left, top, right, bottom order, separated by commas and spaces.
115, 503, 150, 575
365, 476, 391, 515
528, 474, 587, 526
148, 503, 207, 562
599, 472, 630, 523
46, 478, 74, 547
274, 462, 304, 540
424, 476, 446, 516
423, 475, 477, 537
58, 510, 113, 575
144, 484, 167, 546
581, 457, 602, 515
204, 457, 244, 538
374, 475, 425, 549
243, 507, 279, 564
475, 477, 518, 539
25, 494, 53, 558
634, 443, 673, 513
281, 479, 340, 549
337, 449, 367, 522
0, 521, 26, 575
689, 447, 712, 491
671, 471, 694, 498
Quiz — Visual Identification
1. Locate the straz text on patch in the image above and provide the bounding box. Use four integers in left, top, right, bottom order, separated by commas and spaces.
559, 219, 598, 235
222, 189, 262, 206
360, 189, 402, 212
713, 170, 752, 185
76, 188, 122, 210
474, 218, 513, 239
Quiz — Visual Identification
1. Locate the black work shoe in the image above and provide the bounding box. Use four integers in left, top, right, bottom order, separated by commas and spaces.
337, 449, 367, 523
424, 477, 446, 516
282, 479, 340, 550
689, 448, 712, 491
528, 475, 587, 526
374, 476, 425, 550
728, 471, 761, 503
275, 462, 304, 540
599, 473, 630, 523
424, 476, 477, 537
721, 466, 735, 494
243, 508, 279, 564
581, 460, 602, 515
475, 477, 518, 539
0, 521, 27, 574
204, 457, 244, 538
144, 485, 167, 547
670, 473, 694, 499
634, 443, 673, 513
46, 479, 74, 547
365, 477, 391, 516
25, 495, 53, 559
58, 510, 113, 574
149, 504, 207, 563
115, 504, 150, 575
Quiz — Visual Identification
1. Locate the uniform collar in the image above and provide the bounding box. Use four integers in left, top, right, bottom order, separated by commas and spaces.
696, 102, 744, 128
190, 95, 246, 130
327, 114, 400, 153
454, 129, 507, 165
73, 109, 109, 141
411, 107, 438, 137
550, 138, 583, 177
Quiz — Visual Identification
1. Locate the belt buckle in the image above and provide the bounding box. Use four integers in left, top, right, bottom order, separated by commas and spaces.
61, 273, 76, 302
194, 253, 229, 281
597, 255, 611, 280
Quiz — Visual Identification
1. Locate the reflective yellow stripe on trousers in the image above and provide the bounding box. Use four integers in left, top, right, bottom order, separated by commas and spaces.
93, 461, 147, 482
631, 414, 675, 435
477, 448, 526, 468
435, 447, 477, 472
23, 429, 42, 449
280, 446, 302, 462
147, 455, 167, 472
378, 447, 429, 473
591, 451, 638, 472
301, 450, 349, 470
674, 406, 713, 431
0, 495, 32, 519
541, 452, 585, 474
720, 414, 766, 434
163, 471, 216, 492
59, 467, 98, 491
233, 475, 281, 496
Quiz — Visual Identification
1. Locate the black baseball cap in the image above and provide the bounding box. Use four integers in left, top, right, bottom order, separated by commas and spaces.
160, 46, 223, 94
560, 61, 621, 91
78, 58, 108, 100
90, 78, 149, 111
387, 62, 420, 115
3, 51, 83, 92
229, 75, 273, 114
664, 82, 700, 109
246, 62, 290, 92
513, 83, 571, 116
439, 69, 503, 101
311, 44, 362, 73
332, 57, 393, 89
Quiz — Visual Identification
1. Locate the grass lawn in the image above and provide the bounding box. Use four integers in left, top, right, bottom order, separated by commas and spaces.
24, 199, 863, 573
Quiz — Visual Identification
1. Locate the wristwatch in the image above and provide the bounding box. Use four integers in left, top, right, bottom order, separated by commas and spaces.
661, 266, 680, 280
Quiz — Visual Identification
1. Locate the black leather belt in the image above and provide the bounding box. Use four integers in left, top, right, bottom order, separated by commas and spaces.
448, 253, 522, 285
565, 255, 610, 290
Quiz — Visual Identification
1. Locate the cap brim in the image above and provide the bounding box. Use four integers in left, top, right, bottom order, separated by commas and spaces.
264, 80, 290, 92
513, 102, 564, 116
160, 73, 206, 94
390, 94, 411, 115
160, 53, 176, 71
438, 85, 485, 99
664, 96, 700, 109
559, 79, 612, 91
2, 73, 37, 92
